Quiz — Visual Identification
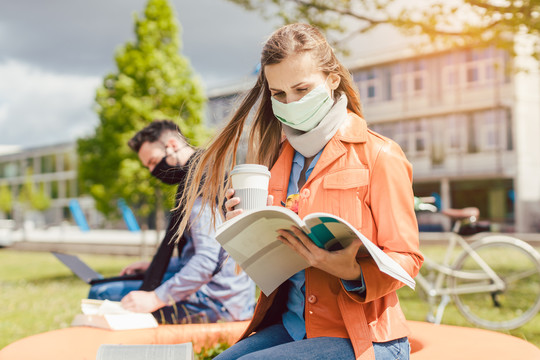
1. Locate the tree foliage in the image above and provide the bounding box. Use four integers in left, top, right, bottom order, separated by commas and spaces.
17, 172, 51, 212
227, 0, 540, 58
77, 0, 208, 219
0, 182, 12, 215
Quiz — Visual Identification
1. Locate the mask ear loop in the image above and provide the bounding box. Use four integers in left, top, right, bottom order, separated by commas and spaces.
160, 142, 180, 166
324, 75, 335, 100
164, 141, 193, 167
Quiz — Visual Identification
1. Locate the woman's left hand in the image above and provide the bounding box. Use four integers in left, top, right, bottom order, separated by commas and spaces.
277, 226, 363, 280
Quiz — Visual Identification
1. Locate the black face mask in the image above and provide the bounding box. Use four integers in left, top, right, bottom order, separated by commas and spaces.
150, 155, 189, 185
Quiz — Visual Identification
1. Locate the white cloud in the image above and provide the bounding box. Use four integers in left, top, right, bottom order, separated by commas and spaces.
0, 60, 100, 147
0, 0, 277, 147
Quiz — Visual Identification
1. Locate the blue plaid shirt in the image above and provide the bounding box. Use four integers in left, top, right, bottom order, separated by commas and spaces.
282, 150, 365, 340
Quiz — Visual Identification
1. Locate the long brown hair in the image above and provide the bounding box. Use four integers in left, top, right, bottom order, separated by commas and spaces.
176, 23, 363, 237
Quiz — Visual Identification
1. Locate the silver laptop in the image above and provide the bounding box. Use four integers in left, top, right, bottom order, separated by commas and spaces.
52, 252, 143, 284
52, 252, 103, 283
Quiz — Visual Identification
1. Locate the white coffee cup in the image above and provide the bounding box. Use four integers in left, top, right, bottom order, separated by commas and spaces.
230, 164, 271, 211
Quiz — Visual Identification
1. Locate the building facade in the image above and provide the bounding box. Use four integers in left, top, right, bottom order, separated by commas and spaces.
3, 47, 538, 233
0, 143, 100, 228
206, 46, 540, 233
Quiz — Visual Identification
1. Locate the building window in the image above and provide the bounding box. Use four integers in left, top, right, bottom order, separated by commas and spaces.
467, 113, 478, 153
413, 119, 430, 156
383, 67, 392, 101
466, 67, 479, 83
447, 68, 458, 86
430, 118, 446, 166
40, 155, 55, 174
357, 69, 380, 102
391, 63, 406, 98
478, 110, 500, 151
411, 60, 426, 93
3, 162, 18, 178
443, 47, 505, 90
391, 60, 426, 98
368, 84, 376, 98
392, 120, 429, 157
467, 109, 510, 152
50, 181, 58, 199
66, 179, 77, 198
443, 53, 457, 89
393, 121, 411, 155
371, 122, 395, 140
464, 49, 481, 87
414, 76, 424, 92
445, 115, 467, 153
506, 109, 513, 151
485, 62, 496, 80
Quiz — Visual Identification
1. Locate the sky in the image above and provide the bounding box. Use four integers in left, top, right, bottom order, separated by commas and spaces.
0, 0, 280, 149
0, 0, 412, 150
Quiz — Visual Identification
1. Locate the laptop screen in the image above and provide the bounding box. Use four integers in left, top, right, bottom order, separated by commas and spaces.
52, 252, 103, 283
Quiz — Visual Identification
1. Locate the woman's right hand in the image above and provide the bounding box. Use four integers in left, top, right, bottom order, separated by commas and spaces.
225, 188, 243, 221
224, 188, 274, 221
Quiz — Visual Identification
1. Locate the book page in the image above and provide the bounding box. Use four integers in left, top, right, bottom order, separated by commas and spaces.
303, 216, 357, 250
216, 207, 415, 293
74, 299, 158, 330
243, 243, 308, 295
222, 217, 298, 264
216, 207, 309, 295
96, 343, 194, 360
81, 299, 132, 315
105, 314, 159, 330
304, 213, 416, 289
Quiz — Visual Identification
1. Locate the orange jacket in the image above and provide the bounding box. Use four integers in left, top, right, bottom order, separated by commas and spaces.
238, 112, 424, 360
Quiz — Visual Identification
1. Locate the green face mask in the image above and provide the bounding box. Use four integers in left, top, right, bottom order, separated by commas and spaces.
271, 82, 334, 132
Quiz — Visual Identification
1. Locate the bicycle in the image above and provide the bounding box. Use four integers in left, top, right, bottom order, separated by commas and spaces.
414, 200, 540, 330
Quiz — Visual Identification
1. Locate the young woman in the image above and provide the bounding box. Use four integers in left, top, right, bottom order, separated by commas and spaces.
179, 23, 423, 360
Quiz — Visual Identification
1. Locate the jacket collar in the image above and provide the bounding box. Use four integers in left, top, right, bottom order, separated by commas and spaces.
335, 111, 368, 144
269, 111, 368, 198
306, 111, 367, 185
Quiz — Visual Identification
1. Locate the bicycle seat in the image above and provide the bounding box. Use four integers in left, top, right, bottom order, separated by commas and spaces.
441, 207, 480, 220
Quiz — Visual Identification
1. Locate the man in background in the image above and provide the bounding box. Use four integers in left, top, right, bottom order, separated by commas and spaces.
89, 120, 255, 324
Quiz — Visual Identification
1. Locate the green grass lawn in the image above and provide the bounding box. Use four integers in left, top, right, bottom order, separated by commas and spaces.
0, 249, 136, 350
1, 246, 539, 354
400, 244, 540, 348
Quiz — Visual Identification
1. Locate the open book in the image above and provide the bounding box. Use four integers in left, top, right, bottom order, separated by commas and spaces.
216, 206, 415, 296
96, 343, 194, 360
71, 299, 158, 330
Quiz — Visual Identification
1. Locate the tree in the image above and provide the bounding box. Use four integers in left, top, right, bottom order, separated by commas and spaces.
0, 182, 12, 217
77, 0, 208, 220
227, 0, 540, 58
18, 172, 51, 213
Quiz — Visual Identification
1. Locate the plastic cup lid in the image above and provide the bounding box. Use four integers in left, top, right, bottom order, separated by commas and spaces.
230, 164, 271, 177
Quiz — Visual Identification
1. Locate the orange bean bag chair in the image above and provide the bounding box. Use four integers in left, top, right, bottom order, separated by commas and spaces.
1, 320, 539, 360
407, 321, 540, 359
0, 321, 249, 360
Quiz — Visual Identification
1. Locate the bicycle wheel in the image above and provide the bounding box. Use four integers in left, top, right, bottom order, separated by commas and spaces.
449, 235, 540, 330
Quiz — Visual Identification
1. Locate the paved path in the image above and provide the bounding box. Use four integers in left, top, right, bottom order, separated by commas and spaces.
2, 228, 539, 256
